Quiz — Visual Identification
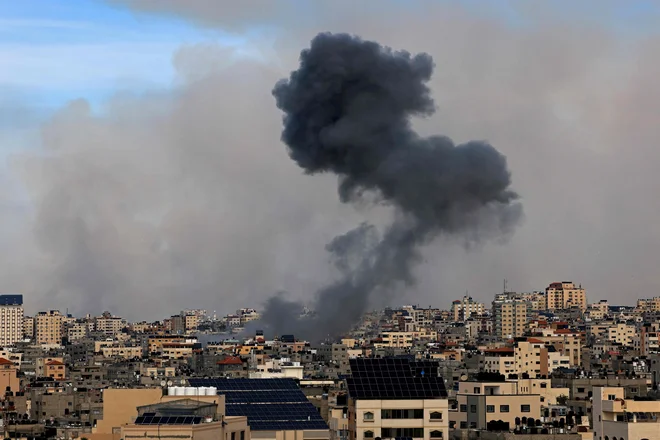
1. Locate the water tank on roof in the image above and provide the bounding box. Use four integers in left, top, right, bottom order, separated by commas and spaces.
209, 386, 217, 396
173, 386, 184, 396
184, 387, 196, 396
168, 386, 177, 396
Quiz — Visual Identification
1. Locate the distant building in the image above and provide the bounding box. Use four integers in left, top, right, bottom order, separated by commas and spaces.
492, 299, 530, 339
545, 282, 587, 311
451, 295, 485, 322
35, 310, 63, 345
0, 294, 24, 346
592, 386, 660, 440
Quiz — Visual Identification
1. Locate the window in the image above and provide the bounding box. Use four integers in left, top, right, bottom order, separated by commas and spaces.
500, 405, 509, 413
540, 383, 547, 388
577, 387, 585, 393
240, 431, 245, 440
460, 404, 467, 412
364, 431, 374, 439
521, 405, 531, 413
381, 409, 423, 419
381, 428, 424, 438
460, 422, 467, 429
231, 433, 236, 440
608, 395, 616, 401
430, 411, 443, 420
430, 431, 443, 438
470, 405, 477, 414
363, 412, 374, 421
486, 405, 495, 413
474, 387, 481, 394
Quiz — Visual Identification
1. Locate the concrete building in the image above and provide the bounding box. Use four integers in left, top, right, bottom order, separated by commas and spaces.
636, 296, 660, 312
545, 282, 587, 311
0, 357, 19, 393
452, 380, 541, 430
493, 300, 530, 339
95, 313, 126, 336
35, 310, 64, 345
451, 296, 486, 322
607, 323, 636, 347
0, 294, 24, 346
592, 386, 660, 440
346, 358, 449, 440
23, 315, 34, 340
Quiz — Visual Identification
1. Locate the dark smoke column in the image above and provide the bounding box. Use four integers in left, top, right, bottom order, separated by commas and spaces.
267, 33, 522, 341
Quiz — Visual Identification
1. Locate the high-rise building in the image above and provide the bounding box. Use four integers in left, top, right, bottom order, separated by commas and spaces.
0, 294, 24, 346
451, 295, 485, 321
23, 316, 34, 340
545, 281, 587, 311
492, 299, 530, 339
35, 310, 64, 345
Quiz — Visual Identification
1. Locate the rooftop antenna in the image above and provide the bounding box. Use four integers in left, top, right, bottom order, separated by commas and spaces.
503, 279, 508, 293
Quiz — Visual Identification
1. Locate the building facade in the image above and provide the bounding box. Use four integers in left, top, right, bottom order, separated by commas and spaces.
545, 282, 587, 311
0, 294, 24, 346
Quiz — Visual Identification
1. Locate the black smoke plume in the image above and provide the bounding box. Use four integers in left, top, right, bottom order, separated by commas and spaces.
261, 33, 522, 341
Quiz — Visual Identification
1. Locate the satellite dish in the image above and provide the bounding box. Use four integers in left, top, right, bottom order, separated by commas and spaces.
73, 388, 77, 392
460, 374, 468, 381
167, 380, 173, 386
160, 380, 166, 387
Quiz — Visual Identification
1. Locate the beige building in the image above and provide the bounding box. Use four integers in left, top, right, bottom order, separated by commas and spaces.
36, 357, 65, 378
452, 381, 541, 430
520, 292, 546, 311
35, 310, 64, 345
66, 321, 89, 341
607, 323, 636, 347
351, 399, 448, 440
0, 294, 24, 346
101, 345, 143, 359
451, 296, 486, 321
492, 299, 530, 339
23, 315, 34, 340
95, 313, 127, 336
592, 386, 660, 440
636, 296, 660, 312
545, 282, 587, 311
514, 340, 570, 378
376, 332, 414, 348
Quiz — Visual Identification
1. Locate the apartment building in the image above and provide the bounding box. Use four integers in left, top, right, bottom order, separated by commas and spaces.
592, 386, 660, 440
636, 296, 660, 312
640, 323, 660, 355
346, 358, 449, 440
545, 282, 587, 311
607, 323, 636, 347
66, 321, 89, 341
493, 299, 530, 339
514, 340, 570, 378
36, 357, 66, 379
452, 380, 541, 430
35, 310, 64, 345
482, 348, 516, 376
95, 313, 126, 336
451, 296, 485, 322
376, 331, 414, 348
0, 294, 24, 346
520, 292, 546, 311
23, 315, 34, 339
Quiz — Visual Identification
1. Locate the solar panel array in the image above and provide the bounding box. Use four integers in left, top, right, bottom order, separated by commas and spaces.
188, 378, 298, 391
224, 390, 308, 404
134, 416, 203, 425
187, 378, 328, 431
347, 358, 448, 400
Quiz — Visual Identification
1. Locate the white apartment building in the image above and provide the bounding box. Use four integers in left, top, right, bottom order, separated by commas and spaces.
0, 294, 24, 346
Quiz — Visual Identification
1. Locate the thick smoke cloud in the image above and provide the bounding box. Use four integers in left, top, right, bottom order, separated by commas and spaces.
258, 34, 521, 340
3, 1, 660, 321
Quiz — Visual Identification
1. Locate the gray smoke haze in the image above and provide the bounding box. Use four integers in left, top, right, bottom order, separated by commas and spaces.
256, 33, 521, 340
2, 1, 660, 321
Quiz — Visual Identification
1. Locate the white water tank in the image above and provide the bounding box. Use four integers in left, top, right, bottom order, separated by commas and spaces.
184, 386, 196, 396
208, 386, 217, 396
168, 386, 177, 396
173, 386, 184, 396
198, 387, 208, 396
203, 387, 213, 396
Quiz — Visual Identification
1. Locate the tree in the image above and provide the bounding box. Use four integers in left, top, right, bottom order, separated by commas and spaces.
557, 394, 569, 406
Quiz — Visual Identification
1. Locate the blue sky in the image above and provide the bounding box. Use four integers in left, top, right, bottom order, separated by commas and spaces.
0, 0, 250, 112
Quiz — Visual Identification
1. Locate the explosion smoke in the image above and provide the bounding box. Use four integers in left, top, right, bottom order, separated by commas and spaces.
257, 33, 522, 341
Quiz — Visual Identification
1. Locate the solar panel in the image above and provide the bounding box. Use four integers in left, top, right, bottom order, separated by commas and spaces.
134, 416, 203, 425
346, 358, 447, 400
188, 378, 299, 391
224, 390, 308, 404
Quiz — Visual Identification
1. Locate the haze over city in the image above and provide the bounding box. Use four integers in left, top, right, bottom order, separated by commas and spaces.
3, 0, 660, 322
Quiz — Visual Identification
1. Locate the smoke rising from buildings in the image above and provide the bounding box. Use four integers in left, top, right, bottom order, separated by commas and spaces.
258, 33, 522, 340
